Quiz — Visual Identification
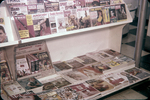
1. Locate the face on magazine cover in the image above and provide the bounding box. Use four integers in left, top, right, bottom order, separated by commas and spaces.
0, 25, 7, 43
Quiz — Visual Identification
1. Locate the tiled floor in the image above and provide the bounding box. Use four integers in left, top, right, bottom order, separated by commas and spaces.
100, 18, 150, 100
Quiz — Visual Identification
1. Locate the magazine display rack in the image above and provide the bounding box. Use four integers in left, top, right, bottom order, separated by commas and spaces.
1, 0, 150, 100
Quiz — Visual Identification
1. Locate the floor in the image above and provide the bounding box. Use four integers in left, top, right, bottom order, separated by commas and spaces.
100, 18, 150, 100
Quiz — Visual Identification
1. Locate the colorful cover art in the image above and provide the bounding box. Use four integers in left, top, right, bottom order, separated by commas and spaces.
116, 4, 127, 21
75, 55, 97, 65
17, 77, 43, 90
110, 0, 122, 5
59, 0, 76, 11
89, 7, 105, 26
109, 6, 117, 23
99, 0, 110, 6
56, 16, 68, 33
85, 0, 100, 7
86, 78, 114, 93
125, 67, 150, 79
10, 91, 41, 100
77, 66, 102, 78
27, 4, 37, 14
1, 62, 12, 83
103, 6, 110, 24
101, 58, 120, 67
0, 18, 8, 43
44, 0, 59, 12
70, 83, 100, 99
53, 62, 72, 71
14, 15, 35, 39
65, 59, 84, 69
74, 0, 86, 8
77, 7, 91, 29
32, 13, 51, 37
64, 9, 79, 31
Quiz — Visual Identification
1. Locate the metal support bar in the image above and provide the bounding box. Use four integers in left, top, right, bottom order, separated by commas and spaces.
134, 0, 148, 68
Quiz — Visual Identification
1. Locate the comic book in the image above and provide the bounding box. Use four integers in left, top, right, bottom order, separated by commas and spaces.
86, 77, 114, 94
70, 82, 101, 99
99, 0, 110, 6
110, 0, 122, 5
56, 87, 79, 100
9, 91, 41, 100
64, 9, 78, 31
44, 0, 59, 12
14, 15, 35, 39
3, 81, 26, 96
109, 6, 117, 23
74, 0, 86, 8
65, 59, 84, 69
77, 65, 102, 78
32, 13, 51, 37
16, 57, 31, 78
85, 0, 100, 7
77, 7, 91, 29
59, 0, 76, 11
1, 62, 12, 83
125, 67, 150, 79
61, 70, 88, 83
75, 55, 97, 65
89, 7, 105, 26
9, 5, 28, 16
116, 4, 127, 21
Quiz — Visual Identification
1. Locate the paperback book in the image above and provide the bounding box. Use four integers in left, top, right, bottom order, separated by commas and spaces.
70, 82, 101, 99
85, 0, 100, 7
44, 0, 59, 12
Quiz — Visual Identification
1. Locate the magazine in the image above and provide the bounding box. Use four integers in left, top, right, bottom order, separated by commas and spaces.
70, 82, 101, 99
37, 3, 45, 13
77, 65, 102, 78
44, 0, 59, 12
74, 0, 86, 8
110, 0, 122, 5
9, 91, 41, 100
103, 6, 111, 24
85, 0, 100, 7
16, 57, 31, 78
65, 59, 84, 69
27, 4, 37, 14
32, 13, 51, 37
77, 7, 91, 29
14, 15, 35, 39
26, 54, 36, 74
89, 7, 105, 26
6, 0, 27, 5
59, 0, 76, 11
99, 0, 110, 6
0, 17, 8, 43
75, 55, 97, 65
64, 9, 79, 31
104, 49, 120, 57
1, 62, 12, 83
109, 6, 117, 23
0, 48, 6, 63
3, 81, 26, 96
125, 67, 150, 79
116, 4, 127, 21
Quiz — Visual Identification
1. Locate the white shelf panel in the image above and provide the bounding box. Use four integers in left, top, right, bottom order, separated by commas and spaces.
0, 41, 19, 48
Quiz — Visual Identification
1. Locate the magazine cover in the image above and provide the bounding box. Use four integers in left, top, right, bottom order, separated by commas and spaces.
26, 54, 36, 74
109, 6, 117, 23
1, 62, 12, 83
37, 3, 45, 13
65, 59, 84, 69
27, 5, 37, 14
116, 4, 127, 21
74, 0, 86, 8
70, 82, 100, 99
62, 70, 88, 83
75, 55, 97, 65
99, 0, 110, 6
44, 0, 59, 12
53, 61, 72, 72
85, 0, 100, 7
77, 7, 91, 29
6, 0, 27, 4
91, 62, 111, 73
101, 58, 120, 68
3, 81, 26, 96
59, 0, 76, 11
77, 66, 102, 78
86, 78, 114, 93
16, 57, 31, 78
9, 91, 41, 100
37, 91, 63, 100
17, 77, 43, 90
110, 0, 122, 5
103, 6, 110, 24
9, 5, 28, 16
64, 9, 79, 31
104, 49, 120, 57
89, 7, 105, 26
32, 13, 51, 37
0, 48, 5, 63
0, 18, 8, 43
125, 67, 150, 79
14, 15, 35, 39
56, 87, 79, 100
